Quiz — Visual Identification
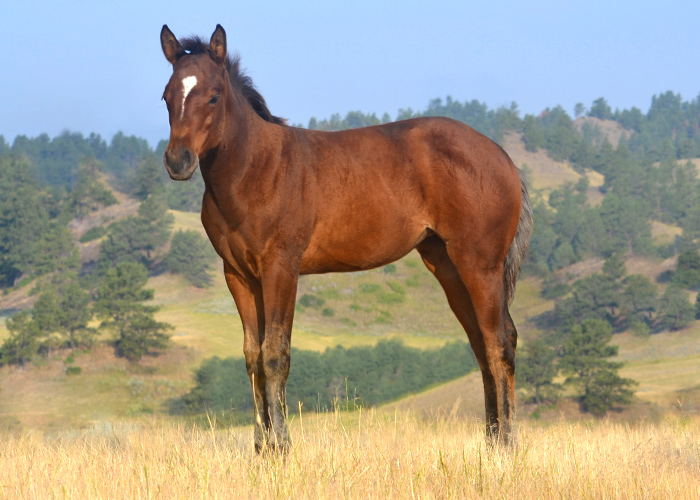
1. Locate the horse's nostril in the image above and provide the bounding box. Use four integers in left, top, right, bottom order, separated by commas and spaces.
180, 149, 192, 166
164, 149, 177, 167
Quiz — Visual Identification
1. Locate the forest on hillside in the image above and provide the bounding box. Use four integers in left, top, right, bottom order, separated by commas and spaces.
1, 90, 700, 415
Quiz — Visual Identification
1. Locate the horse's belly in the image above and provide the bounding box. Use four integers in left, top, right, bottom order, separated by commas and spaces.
299, 218, 429, 274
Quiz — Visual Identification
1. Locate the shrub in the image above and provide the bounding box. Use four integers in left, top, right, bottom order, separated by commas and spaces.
386, 281, 406, 294
298, 294, 325, 308
79, 226, 107, 243
66, 366, 82, 376
383, 264, 397, 274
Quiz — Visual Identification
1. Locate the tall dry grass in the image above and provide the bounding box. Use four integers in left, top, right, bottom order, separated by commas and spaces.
1, 410, 699, 499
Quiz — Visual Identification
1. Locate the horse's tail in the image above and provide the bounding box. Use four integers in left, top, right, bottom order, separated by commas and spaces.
503, 168, 533, 305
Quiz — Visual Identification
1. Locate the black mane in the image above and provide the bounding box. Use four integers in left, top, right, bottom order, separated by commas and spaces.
178, 36, 286, 126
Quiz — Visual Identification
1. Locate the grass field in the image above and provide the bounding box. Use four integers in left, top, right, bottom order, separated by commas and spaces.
1, 410, 698, 499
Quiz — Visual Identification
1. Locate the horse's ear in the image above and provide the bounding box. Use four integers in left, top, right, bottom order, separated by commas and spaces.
161, 25, 181, 65
210, 24, 227, 62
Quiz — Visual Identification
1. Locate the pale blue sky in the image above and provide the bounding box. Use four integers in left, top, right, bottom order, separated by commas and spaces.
2, 1, 699, 147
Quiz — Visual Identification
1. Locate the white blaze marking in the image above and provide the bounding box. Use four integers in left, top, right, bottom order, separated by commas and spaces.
180, 76, 197, 120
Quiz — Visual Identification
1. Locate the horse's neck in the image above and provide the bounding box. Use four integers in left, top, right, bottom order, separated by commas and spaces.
200, 96, 283, 219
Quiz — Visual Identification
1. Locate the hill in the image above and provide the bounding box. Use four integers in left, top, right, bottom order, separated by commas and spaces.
2, 116, 700, 429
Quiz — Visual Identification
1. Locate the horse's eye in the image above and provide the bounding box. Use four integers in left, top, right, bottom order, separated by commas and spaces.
209, 95, 220, 105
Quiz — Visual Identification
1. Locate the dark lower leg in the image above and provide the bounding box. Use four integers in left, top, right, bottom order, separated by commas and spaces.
262, 336, 291, 450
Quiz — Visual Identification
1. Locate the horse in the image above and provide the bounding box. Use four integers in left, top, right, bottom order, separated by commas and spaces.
160, 24, 532, 452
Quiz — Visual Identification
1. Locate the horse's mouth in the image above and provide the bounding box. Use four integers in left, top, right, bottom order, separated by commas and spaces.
166, 162, 199, 181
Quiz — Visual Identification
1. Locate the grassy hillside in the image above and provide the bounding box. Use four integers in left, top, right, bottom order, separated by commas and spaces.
2, 123, 700, 430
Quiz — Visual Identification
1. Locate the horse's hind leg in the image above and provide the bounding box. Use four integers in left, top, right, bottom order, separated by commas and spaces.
417, 237, 517, 445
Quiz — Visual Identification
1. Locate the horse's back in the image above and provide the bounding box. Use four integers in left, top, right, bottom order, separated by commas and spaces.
296, 117, 522, 274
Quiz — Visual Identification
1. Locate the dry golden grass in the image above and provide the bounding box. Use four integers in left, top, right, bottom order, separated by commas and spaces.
1, 411, 699, 499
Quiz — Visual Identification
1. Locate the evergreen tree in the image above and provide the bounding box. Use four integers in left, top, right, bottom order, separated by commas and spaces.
133, 155, 166, 200
658, 286, 694, 331
98, 194, 174, 271
516, 339, 561, 404
66, 158, 117, 219
132, 194, 174, 259
559, 319, 636, 416
113, 311, 171, 362
555, 255, 626, 329
94, 262, 171, 361
620, 274, 658, 326
672, 250, 700, 288
33, 282, 95, 349
0, 156, 49, 286
164, 230, 217, 287
588, 97, 613, 120
0, 311, 41, 366
521, 115, 546, 152
29, 224, 81, 279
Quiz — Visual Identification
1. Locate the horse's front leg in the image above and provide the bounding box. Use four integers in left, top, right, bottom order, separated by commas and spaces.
223, 263, 270, 451
259, 259, 299, 452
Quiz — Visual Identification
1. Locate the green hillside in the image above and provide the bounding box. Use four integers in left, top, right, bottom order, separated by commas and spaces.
3, 90, 700, 429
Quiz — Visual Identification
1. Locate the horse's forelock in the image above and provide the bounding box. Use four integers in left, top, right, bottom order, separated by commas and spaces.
175, 35, 286, 126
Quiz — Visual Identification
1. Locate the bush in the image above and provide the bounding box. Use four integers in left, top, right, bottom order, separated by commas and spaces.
377, 291, 405, 304
298, 294, 325, 309
79, 226, 107, 243
65, 366, 82, 376
386, 281, 406, 295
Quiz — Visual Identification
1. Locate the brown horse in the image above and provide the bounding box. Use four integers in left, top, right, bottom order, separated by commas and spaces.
160, 24, 532, 451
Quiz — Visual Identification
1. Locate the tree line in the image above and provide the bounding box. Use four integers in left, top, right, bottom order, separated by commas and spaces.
2, 88, 699, 417
182, 339, 477, 414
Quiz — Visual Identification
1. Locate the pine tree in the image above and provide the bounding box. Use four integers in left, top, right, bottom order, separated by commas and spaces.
516, 339, 561, 405
0, 156, 49, 287
559, 319, 637, 416
164, 230, 216, 287
672, 250, 700, 289
0, 311, 41, 366
98, 194, 174, 271
33, 283, 95, 350
66, 158, 118, 219
658, 286, 694, 331
133, 155, 166, 201
94, 262, 171, 361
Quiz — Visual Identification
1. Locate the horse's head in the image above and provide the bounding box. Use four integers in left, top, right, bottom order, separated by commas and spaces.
160, 25, 229, 180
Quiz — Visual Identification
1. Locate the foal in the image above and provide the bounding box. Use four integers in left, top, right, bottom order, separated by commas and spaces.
160, 24, 532, 451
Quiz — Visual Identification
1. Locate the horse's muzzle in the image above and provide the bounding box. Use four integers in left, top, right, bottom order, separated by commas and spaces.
163, 148, 198, 180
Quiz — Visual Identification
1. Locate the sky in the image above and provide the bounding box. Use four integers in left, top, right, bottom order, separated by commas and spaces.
2, 1, 699, 148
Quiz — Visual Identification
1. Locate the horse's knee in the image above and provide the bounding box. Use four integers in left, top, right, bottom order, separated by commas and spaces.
261, 337, 290, 380
243, 343, 262, 378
